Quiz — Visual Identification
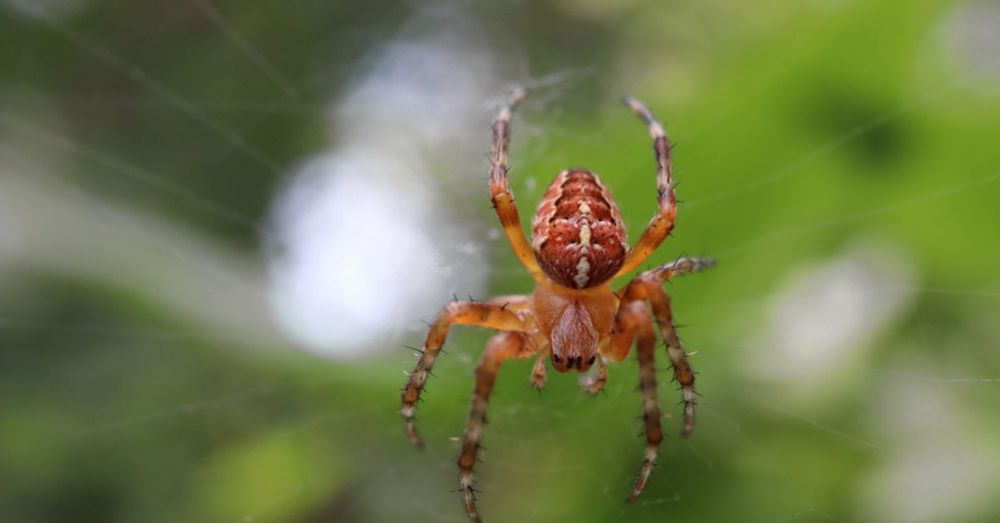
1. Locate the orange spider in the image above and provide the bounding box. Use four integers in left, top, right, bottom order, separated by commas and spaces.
400, 88, 715, 522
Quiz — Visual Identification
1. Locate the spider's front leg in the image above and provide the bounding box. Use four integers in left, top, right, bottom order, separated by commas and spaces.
458, 331, 537, 523
615, 97, 677, 278
489, 87, 545, 280
400, 298, 528, 448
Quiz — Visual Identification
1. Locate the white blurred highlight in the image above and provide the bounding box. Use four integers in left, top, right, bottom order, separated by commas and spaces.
745, 239, 917, 402
267, 16, 500, 359
270, 151, 452, 354
942, 2, 1000, 86
858, 378, 1000, 523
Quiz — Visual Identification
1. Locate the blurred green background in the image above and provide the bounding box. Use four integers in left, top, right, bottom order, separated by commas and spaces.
2, 0, 999, 522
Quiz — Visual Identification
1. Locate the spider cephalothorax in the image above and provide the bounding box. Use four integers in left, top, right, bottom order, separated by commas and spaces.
400, 88, 715, 523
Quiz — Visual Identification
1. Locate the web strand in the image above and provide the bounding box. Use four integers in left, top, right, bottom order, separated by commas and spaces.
35, 15, 285, 173
187, 0, 300, 99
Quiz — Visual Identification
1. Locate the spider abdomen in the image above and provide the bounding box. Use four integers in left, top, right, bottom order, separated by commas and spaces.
531, 169, 628, 288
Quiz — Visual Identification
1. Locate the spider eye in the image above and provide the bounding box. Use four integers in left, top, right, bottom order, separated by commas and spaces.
552, 354, 562, 363
587, 355, 596, 365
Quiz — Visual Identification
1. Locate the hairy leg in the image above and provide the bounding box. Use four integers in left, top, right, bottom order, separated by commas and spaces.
400, 299, 528, 447
458, 331, 535, 522
641, 256, 716, 283
617, 258, 713, 437
531, 351, 547, 390
645, 287, 697, 436
580, 354, 608, 395
615, 97, 677, 277
605, 300, 652, 363
489, 88, 543, 279
487, 294, 533, 312
628, 311, 662, 501
600, 297, 665, 499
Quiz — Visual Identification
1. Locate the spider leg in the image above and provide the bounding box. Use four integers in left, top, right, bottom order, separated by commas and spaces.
629, 307, 662, 501
458, 331, 535, 523
617, 258, 713, 437
645, 286, 697, 437
580, 352, 608, 395
400, 298, 528, 448
601, 294, 665, 499
615, 97, 677, 278
489, 88, 544, 280
489, 294, 533, 312
609, 257, 714, 500
643, 256, 716, 282
605, 300, 650, 363
531, 351, 547, 390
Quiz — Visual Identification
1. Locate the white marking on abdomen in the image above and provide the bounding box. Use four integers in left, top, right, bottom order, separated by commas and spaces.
574, 257, 591, 288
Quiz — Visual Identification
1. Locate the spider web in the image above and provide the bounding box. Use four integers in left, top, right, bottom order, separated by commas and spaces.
1, 1, 1000, 523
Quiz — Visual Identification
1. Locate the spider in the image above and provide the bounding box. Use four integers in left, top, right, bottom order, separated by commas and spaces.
400, 88, 715, 522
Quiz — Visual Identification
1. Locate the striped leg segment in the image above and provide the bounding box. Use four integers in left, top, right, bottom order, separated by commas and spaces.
628, 308, 662, 501
644, 256, 716, 282
489, 87, 543, 279
603, 295, 665, 500
645, 287, 697, 436
617, 257, 713, 438
458, 331, 533, 523
400, 299, 527, 448
616, 97, 677, 277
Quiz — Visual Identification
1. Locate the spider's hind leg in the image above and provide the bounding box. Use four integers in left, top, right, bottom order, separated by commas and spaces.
598, 293, 665, 500
618, 256, 714, 438
645, 286, 697, 437
458, 331, 536, 523
626, 306, 663, 501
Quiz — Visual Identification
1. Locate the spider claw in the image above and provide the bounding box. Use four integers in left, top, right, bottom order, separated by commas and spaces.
628, 446, 658, 502
460, 471, 483, 523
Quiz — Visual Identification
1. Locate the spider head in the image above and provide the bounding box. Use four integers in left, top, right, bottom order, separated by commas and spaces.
532, 169, 628, 290
549, 301, 599, 373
